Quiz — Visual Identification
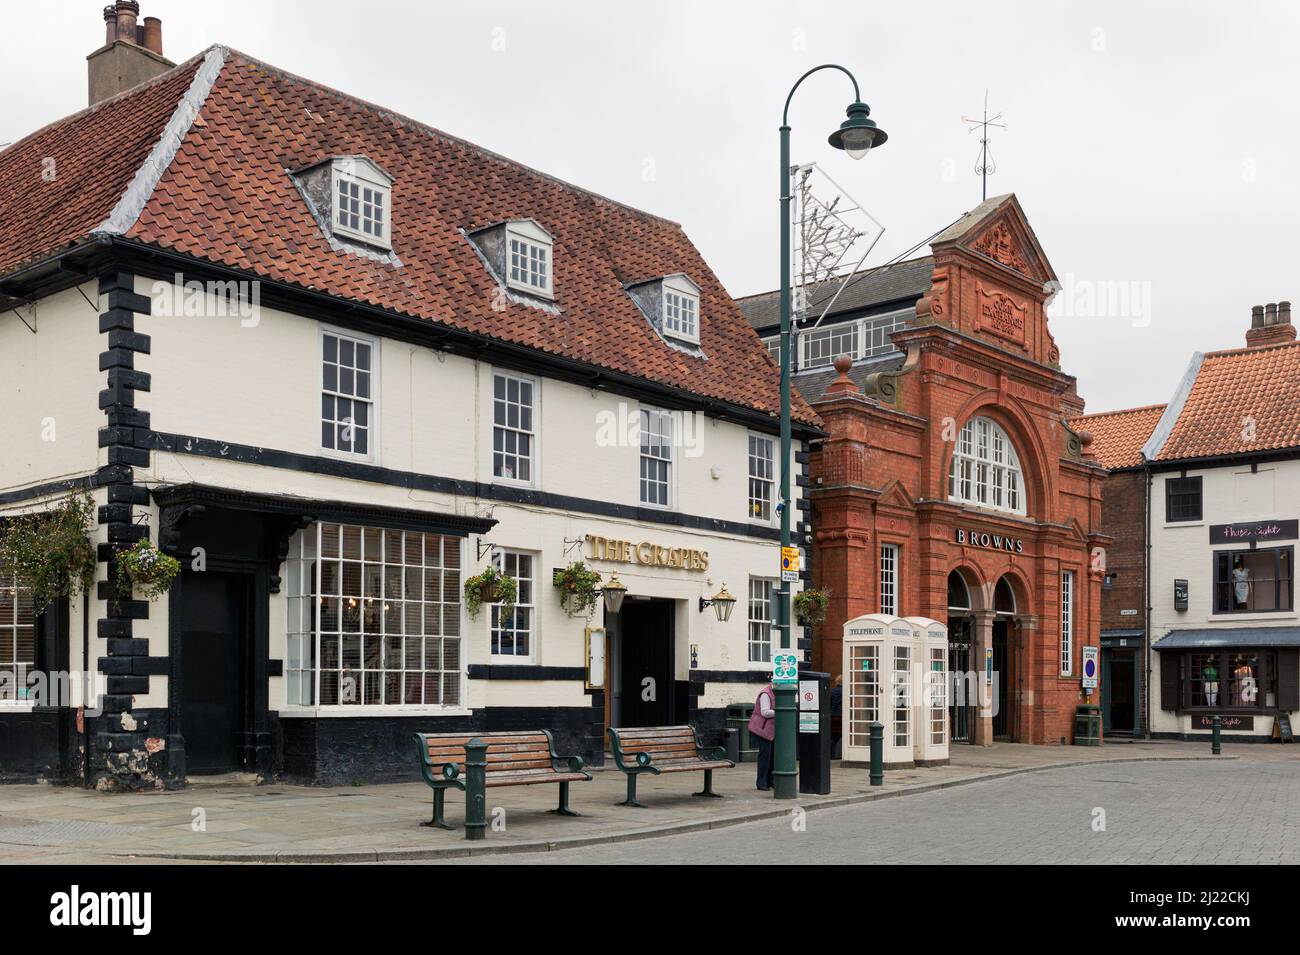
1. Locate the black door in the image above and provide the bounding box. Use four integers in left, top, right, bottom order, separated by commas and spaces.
180, 573, 248, 774
1104, 649, 1137, 734
948, 616, 973, 743
615, 599, 674, 727
992, 619, 1010, 739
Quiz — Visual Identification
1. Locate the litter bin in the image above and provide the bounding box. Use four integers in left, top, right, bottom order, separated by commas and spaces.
721, 727, 740, 764
726, 703, 757, 762
1074, 704, 1102, 746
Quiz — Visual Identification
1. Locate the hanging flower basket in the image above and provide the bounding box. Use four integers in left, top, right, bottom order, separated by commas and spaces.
793, 589, 830, 628
116, 539, 181, 601
464, 565, 518, 619
0, 491, 97, 613
552, 561, 603, 618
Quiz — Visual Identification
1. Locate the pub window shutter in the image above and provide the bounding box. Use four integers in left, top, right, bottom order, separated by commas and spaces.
1160, 652, 1181, 711
1277, 648, 1299, 712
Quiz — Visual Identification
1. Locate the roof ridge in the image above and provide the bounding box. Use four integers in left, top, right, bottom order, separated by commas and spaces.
217, 47, 683, 230
93, 46, 228, 237
1204, 340, 1300, 358
733, 254, 933, 301
1074, 403, 1167, 420
0, 47, 210, 158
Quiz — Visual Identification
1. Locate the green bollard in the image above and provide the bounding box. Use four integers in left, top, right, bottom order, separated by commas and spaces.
464, 738, 488, 841
869, 721, 884, 787
1211, 715, 1221, 755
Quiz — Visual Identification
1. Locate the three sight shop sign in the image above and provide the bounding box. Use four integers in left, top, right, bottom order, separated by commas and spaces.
955, 526, 1025, 554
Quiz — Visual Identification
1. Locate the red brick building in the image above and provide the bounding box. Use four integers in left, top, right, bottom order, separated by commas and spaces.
744, 195, 1109, 746
1069, 404, 1165, 738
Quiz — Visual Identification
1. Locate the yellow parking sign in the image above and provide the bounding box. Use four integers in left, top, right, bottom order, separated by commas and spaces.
780, 546, 800, 582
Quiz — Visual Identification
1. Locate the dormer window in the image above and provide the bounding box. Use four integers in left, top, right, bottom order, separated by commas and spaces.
625, 273, 704, 351
663, 275, 700, 344
466, 218, 556, 303
504, 220, 553, 297
291, 156, 395, 255
332, 158, 391, 248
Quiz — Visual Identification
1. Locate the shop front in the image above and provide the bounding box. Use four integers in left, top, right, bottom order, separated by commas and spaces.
802, 194, 1108, 746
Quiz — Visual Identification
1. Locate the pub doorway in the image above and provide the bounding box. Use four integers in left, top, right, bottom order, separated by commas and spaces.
178, 570, 254, 774
607, 597, 675, 730
992, 576, 1017, 741
1103, 647, 1137, 735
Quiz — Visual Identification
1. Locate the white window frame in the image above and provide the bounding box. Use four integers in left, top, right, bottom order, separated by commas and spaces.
947, 416, 1026, 516
330, 158, 392, 250
880, 543, 899, 616
661, 274, 701, 345
281, 523, 466, 716
1060, 570, 1075, 676
490, 549, 536, 662
0, 564, 35, 708
748, 577, 776, 665
748, 432, 775, 524
763, 336, 782, 363
320, 326, 379, 463
491, 371, 538, 487
639, 406, 675, 509
794, 308, 912, 372
504, 219, 553, 299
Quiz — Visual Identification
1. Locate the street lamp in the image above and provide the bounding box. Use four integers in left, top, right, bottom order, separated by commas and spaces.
699, 583, 738, 622
598, 572, 627, 615
774, 65, 888, 800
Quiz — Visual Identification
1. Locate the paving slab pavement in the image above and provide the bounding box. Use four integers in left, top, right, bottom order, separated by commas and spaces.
0, 740, 1287, 864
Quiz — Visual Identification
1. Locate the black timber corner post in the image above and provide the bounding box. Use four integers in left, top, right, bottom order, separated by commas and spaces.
91, 271, 182, 790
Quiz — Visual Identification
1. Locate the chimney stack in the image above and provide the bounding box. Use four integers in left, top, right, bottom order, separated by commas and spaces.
87, 2, 175, 106
1246, 300, 1298, 348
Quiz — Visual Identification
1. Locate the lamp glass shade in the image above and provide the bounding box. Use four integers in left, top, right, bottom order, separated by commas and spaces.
601, 573, 627, 615
711, 584, 737, 623
828, 101, 887, 160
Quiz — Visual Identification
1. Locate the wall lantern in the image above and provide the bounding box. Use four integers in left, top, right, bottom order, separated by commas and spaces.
598, 572, 627, 615
700, 583, 737, 622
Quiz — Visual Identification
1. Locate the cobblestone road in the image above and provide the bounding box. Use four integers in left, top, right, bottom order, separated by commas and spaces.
451, 757, 1300, 864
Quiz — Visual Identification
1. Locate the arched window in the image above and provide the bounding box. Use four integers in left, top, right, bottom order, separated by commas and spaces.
947, 571, 971, 612
947, 417, 1025, 515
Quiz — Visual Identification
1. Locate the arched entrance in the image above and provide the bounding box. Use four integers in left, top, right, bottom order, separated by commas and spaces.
991, 576, 1016, 740
946, 570, 976, 743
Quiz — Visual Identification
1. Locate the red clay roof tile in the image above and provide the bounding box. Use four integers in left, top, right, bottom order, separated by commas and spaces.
2, 47, 814, 426
1156, 342, 1300, 461
1070, 404, 1165, 470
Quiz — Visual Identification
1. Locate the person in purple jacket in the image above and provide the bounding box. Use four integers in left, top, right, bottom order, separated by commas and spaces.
748, 678, 776, 791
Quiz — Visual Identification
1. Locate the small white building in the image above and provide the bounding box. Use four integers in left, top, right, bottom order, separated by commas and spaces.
1143, 303, 1300, 741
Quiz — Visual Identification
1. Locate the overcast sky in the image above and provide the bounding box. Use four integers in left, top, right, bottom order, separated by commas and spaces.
6, 1, 1299, 412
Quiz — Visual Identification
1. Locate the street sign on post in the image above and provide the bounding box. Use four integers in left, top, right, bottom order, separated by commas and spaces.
780, 546, 801, 582
1082, 646, 1099, 690
773, 652, 799, 686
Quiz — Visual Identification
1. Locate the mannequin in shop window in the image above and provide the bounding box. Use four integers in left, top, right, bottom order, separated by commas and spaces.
1201, 659, 1220, 707
1232, 556, 1252, 610
1233, 655, 1257, 705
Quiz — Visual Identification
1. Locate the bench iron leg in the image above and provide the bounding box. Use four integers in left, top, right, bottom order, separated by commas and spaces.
693, 768, 723, 798
618, 773, 647, 808
550, 780, 581, 817
420, 788, 456, 830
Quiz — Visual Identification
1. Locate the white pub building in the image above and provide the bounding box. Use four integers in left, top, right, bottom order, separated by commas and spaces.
0, 15, 812, 787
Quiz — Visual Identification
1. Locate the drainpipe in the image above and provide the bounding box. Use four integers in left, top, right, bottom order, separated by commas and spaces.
1143, 464, 1153, 739
81, 588, 90, 788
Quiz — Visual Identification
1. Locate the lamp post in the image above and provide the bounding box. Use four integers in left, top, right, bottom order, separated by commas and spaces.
774, 65, 887, 800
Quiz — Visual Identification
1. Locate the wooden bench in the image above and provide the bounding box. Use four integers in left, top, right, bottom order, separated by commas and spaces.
607, 724, 734, 807
413, 730, 591, 830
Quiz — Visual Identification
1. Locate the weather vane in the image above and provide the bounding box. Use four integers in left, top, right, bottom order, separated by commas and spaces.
961, 90, 1006, 201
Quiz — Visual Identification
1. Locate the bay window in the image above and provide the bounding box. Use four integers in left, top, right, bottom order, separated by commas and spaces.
285, 523, 462, 709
